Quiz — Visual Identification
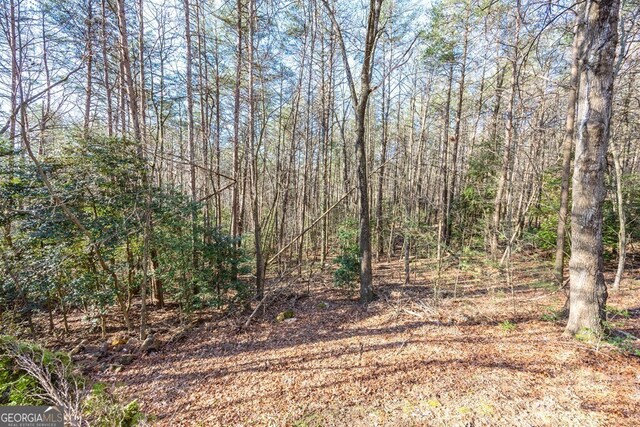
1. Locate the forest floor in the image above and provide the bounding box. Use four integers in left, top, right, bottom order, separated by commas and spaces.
54, 252, 640, 426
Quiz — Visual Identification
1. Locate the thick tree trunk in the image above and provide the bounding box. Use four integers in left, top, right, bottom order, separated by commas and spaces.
565, 0, 620, 337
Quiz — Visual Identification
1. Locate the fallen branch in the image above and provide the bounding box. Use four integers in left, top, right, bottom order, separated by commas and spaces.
241, 263, 302, 330
266, 155, 397, 267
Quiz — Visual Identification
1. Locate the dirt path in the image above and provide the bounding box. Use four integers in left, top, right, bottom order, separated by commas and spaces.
98, 258, 640, 426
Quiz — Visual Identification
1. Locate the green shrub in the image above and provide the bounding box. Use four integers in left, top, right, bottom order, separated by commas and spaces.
540, 306, 562, 322
499, 320, 516, 332
84, 383, 146, 427
606, 305, 630, 319
333, 220, 359, 288
605, 334, 640, 357
0, 336, 146, 425
333, 253, 360, 287
0, 335, 74, 406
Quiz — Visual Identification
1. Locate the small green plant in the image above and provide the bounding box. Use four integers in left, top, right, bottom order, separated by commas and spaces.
1, 336, 146, 426
276, 310, 295, 322
333, 220, 359, 288
530, 280, 555, 291
606, 305, 630, 319
84, 383, 147, 426
605, 332, 640, 357
292, 412, 324, 427
0, 335, 76, 406
499, 320, 516, 332
494, 289, 506, 299
540, 306, 562, 322
333, 253, 359, 287
574, 328, 599, 343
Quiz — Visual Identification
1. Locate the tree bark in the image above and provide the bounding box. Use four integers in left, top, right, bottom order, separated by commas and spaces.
322, 0, 383, 303
248, 0, 264, 299
565, 0, 620, 337
446, 4, 470, 245
554, 10, 583, 287
490, 3, 520, 258
184, 0, 198, 285
83, 0, 94, 138
611, 142, 626, 291
116, 0, 150, 338
232, 0, 243, 244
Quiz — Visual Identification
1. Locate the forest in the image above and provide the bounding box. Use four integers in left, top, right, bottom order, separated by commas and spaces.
0, 0, 639, 425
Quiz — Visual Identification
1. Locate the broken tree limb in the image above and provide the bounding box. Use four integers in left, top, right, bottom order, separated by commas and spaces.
266, 155, 397, 268
241, 262, 302, 330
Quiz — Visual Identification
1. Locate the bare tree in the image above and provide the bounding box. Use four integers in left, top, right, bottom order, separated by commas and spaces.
322, 0, 384, 303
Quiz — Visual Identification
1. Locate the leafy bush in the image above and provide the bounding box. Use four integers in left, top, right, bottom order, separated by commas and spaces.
84, 383, 146, 427
1, 136, 251, 329
605, 305, 631, 320
524, 216, 559, 251
333, 253, 360, 287
605, 334, 640, 357
155, 218, 250, 313
0, 335, 74, 406
333, 220, 359, 287
540, 306, 562, 322
0, 335, 146, 425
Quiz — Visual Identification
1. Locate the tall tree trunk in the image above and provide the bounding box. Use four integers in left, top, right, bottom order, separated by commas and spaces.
183, 0, 198, 288
565, 0, 620, 337
323, 0, 383, 303
83, 0, 94, 138
232, 0, 243, 243
446, 4, 470, 245
376, 42, 390, 259
438, 64, 453, 252
320, 29, 334, 266
610, 65, 634, 291
490, 3, 520, 258
248, 0, 264, 299
116, 0, 149, 338
214, 25, 223, 228
39, 8, 52, 156
611, 142, 626, 291
355, 97, 374, 303
9, 0, 18, 151
554, 10, 583, 287
138, 0, 147, 146
298, 9, 315, 272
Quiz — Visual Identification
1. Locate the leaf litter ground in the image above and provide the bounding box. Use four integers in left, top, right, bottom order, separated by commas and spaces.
88, 253, 640, 426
